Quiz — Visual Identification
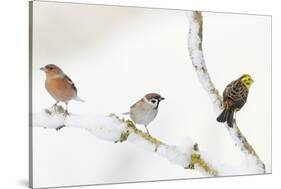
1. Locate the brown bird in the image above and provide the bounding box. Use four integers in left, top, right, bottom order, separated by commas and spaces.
216, 74, 254, 128
40, 64, 84, 115
129, 93, 165, 135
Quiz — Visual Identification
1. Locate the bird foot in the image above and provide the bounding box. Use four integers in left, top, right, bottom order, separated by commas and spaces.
46, 105, 65, 115
51, 104, 58, 112
56, 124, 66, 131
154, 144, 159, 152
63, 110, 70, 116
45, 109, 53, 115
56, 105, 65, 114
185, 164, 195, 169
144, 126, 151, 136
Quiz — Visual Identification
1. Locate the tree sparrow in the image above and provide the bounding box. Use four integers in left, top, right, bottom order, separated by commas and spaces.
40, 64, 84, 115
129, 93, 165, 135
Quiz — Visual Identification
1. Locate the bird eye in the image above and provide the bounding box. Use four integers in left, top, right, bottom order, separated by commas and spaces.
151, 100, 156, 103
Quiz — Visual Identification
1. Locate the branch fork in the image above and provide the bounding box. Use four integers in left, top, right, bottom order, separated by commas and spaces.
32, 10, 266, 178
187, 11, 265, 173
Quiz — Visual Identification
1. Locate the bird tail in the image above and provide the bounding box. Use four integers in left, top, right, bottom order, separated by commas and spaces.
216, 108, 234, 128
226, 108, 234, 128
74, 96, 85, 102
216, 109, 228, 123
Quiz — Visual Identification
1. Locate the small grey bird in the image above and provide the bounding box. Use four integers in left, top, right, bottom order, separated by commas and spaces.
129, 93, 165, 135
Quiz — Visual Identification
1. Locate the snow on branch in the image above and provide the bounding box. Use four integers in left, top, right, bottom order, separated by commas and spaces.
187, 11, 265, 173
33, 107, 218, 176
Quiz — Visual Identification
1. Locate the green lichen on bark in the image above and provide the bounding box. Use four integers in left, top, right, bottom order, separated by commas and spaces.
119, 130, 130, 142
111, 114, 218, 175
45, 105, 65, 115
113, 118, 163, 146
232, 123, 265, 171
192, 11, 203, 50
112, 116, 162, 147
189, 11, 265, 173
185, 144, 218, 176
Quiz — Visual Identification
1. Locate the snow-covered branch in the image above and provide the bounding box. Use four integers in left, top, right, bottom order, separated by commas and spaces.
187, 11, 265, 173
32, 11, 265, 177
33, 107, 218, 176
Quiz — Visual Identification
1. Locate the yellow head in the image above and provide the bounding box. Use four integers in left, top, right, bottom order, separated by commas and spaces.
240, 74, 254, 89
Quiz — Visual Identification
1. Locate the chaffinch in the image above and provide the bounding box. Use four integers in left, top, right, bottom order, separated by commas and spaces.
40, 64, 84, 115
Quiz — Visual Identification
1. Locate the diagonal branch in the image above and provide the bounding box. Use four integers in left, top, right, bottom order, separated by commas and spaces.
33, 108, 218, 176
187, 11, 265, 173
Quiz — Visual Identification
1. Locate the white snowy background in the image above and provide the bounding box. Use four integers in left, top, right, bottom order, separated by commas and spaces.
31, 1, 271, 188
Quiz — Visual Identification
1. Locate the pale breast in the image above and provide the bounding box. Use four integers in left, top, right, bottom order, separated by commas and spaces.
130, 102, 158, 125
45, 78, 76, 102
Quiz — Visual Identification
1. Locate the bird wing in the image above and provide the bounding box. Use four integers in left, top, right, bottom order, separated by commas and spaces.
64, 74, 77, 93
130, 99, 145, 110
223, 80, 248, 108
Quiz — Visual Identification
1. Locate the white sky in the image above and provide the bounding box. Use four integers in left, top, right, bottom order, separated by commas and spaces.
32, 1, 271, 188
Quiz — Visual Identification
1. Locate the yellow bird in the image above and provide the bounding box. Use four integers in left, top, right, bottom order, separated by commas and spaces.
216, 74, 254, 128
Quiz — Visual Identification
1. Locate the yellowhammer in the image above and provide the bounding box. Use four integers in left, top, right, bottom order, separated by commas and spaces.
216, 74, 254, 128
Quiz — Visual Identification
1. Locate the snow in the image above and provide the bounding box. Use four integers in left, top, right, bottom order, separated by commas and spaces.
127, 133, 195, 168
187, 11, 222, 111
187, 11, 265, 173
31, 10, 266, 179
157, 145, 190, 168
33, 110, 126, 141
199, 150, 264, 176
31, 5, 270, 186
33, 110, 220, 175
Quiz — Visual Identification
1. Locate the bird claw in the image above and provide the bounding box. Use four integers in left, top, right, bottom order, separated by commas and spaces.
186, 164, 195, 169
154, 144, 159, 152
56, 124, 66, 131
144, 126, 151, 136
63, 110, 70, 116
46, 105, 65, 115
51, 104, 59, 112
45, 109, 53, 115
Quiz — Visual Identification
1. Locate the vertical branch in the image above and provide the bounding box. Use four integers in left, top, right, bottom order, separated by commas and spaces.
187, 11, 223, 112
187, 11, 265, 173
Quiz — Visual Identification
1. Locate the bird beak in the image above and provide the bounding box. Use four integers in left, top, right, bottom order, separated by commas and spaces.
159, 97, 165, 101
40, 67, 46, 71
